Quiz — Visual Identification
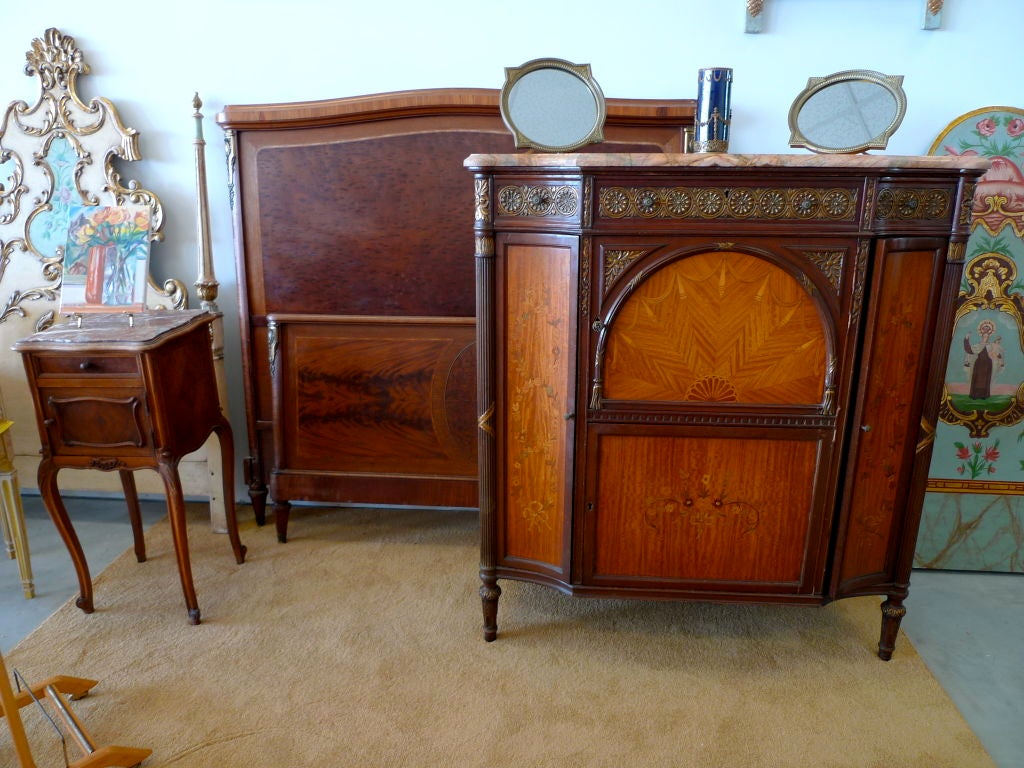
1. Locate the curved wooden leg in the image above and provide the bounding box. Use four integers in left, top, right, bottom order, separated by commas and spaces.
480, 573, 501, 642
212, 420, 246, 565
273, 500, 291, 544
156, 455, 200, 625
878, 596, 907, 661
38, 460, 93, 614
118, 470, 146, 563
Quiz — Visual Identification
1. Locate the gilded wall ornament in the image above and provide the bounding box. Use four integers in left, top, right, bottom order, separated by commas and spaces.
0, 27, 185, 327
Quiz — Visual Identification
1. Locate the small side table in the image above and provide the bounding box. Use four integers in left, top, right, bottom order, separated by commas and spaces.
14, 310, 245, 624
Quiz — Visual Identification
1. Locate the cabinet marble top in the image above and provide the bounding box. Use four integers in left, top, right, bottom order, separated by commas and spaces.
464, 152, 991, 172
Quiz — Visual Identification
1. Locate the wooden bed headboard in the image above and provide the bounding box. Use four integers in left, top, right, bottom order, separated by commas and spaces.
216, 88, 694, 539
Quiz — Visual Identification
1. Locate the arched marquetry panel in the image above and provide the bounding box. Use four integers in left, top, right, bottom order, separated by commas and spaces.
603, 250, 827, 405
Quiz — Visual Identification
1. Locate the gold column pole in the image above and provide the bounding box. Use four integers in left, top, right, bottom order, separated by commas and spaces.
193, 93, 229, 533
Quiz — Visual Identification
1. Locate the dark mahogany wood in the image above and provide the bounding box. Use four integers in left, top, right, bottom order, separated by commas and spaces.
216, 88, 695, 541
15, 311, 246, 624
470, 153, 987, 659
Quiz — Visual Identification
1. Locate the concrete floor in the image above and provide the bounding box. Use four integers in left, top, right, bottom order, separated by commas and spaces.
2, 494, 1022, 767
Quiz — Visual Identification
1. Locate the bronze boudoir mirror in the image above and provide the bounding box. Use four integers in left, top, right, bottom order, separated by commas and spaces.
500, 57, 607, 152
788, 70, 907, 154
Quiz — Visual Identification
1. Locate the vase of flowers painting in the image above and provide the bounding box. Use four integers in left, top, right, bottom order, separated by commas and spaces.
62, 205, 151, 312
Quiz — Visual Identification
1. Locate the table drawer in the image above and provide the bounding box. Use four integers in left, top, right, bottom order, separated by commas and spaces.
34, 354, 140, 378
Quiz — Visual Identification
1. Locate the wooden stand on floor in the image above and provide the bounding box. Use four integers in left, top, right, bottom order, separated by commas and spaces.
0, 651, 150, 768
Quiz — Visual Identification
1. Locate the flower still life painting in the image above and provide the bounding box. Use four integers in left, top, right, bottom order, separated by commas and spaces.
61, 205, 151, 312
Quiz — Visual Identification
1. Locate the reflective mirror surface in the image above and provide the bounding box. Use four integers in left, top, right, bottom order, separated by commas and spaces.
500, 58, 606, 152
789, 70, 906, 154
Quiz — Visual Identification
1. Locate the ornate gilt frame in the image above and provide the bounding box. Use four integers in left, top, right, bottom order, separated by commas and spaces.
0, 27, 186, 332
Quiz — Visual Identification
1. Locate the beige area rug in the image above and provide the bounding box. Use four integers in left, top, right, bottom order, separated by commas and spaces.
3, 504, 994, 768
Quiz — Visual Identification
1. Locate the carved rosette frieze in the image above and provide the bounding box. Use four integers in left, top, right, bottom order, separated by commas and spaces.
497, 184, 579, 217
599, 186, 857, 221
642, 473, 760, 537
873, 187, 951, 221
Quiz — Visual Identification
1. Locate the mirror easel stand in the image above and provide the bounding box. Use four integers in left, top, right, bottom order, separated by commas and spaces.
0, 651, 151, 768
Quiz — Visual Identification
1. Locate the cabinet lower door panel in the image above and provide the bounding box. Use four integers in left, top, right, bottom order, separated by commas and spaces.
584, 433, 823, 589
498, 239, 577, 575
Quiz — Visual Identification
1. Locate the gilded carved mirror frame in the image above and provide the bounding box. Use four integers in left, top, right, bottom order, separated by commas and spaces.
0, 27, 186, 332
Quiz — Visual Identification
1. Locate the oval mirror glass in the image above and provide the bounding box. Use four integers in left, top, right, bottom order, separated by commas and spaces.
788, 70, 906, 154
500, 58, 607, 152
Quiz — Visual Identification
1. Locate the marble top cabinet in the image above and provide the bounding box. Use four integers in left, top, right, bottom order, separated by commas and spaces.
467, 152, 988, 659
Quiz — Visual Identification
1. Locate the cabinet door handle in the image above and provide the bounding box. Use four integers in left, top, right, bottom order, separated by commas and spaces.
861, 424, 872, 432
78, 361, 94, 371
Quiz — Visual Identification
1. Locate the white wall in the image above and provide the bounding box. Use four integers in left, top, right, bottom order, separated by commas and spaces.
0, 0, 1016, 498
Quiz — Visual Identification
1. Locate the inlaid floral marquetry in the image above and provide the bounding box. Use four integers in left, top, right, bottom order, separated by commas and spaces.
599, 186, 858, 221
642, 473, 760, 537
497, 184, 579, 217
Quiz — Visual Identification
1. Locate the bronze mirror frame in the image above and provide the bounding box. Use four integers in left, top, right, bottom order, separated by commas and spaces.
788, 69, 907, 154
499, 57, 607, 152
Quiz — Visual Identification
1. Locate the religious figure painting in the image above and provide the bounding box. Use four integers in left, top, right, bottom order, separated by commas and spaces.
919, 106, 1024, 572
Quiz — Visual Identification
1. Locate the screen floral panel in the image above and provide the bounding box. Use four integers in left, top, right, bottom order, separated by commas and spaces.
61, 205, 151, 313
919, 107, 1024, 572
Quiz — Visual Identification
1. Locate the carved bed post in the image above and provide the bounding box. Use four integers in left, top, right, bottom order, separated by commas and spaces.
193, 93, 230, 532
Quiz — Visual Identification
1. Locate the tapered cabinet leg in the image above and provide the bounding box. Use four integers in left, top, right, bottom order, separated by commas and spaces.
878, 597, 907, 661
480, 576, 501, 642
273, 500, 291, 544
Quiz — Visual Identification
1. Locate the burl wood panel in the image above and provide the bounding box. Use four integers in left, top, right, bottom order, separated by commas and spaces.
276, 318, 476, 476
588, 434, 819, 585
253, 131, 508, 318
604, 251, 827, 404
501, 243, 575, 569
839, 244, 941, 583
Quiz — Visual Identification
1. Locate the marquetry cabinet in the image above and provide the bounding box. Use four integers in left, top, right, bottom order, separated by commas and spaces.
467, 152, 988, 659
